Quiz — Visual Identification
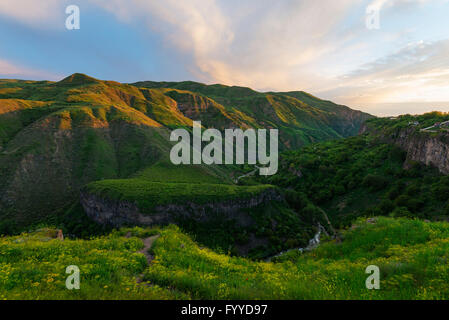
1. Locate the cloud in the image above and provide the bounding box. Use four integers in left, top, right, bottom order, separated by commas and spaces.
91, 0, 234, 77
0, 0, 69, 27
90, 0, 449, 102
0, 59, 61, 80
91, 0, 363, 91
0, 0, 448, 115
320, 39, 449, 108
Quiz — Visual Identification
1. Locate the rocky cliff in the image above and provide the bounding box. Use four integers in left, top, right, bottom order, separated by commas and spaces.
80, 187, 283, 228
361, 124, 449, 175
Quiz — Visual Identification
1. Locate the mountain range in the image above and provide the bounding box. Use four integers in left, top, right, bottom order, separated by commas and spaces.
0, 73, 372, 234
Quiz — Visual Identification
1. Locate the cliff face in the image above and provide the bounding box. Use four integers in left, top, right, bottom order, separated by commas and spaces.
361, 125, 449, 175
395, 129, 449, 174
80, 188, 283, 228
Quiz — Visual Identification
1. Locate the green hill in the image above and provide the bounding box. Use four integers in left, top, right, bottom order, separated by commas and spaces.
133, 80, 373, 147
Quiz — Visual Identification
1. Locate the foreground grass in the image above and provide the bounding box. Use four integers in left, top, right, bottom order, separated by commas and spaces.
144, 217, 449, 299
0, 228, 183, 299
1, 217, 449, 299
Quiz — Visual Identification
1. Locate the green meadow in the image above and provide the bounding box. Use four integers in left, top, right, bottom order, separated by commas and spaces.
1, 217, 449, 300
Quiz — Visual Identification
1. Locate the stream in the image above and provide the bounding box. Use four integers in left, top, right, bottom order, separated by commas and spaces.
265, 223, 326, 261
235, 166, 332, 262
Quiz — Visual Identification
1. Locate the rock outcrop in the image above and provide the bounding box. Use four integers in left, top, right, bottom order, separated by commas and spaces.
361, 125, 449, 175
80, 187, 283, 228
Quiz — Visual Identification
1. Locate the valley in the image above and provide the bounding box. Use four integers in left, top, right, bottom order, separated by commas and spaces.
0, 73, 371, 254
0, 74, 448, 299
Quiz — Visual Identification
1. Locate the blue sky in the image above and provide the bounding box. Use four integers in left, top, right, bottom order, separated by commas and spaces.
0, 0, 449, 116
0, 2, 192, 82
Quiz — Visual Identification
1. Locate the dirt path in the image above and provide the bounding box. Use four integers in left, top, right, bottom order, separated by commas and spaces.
139, 235, 160, 264
136, 235, 160, 284
234, 165, 260, 183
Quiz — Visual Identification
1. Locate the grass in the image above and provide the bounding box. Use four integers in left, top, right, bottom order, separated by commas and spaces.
143, 217, 449, 299
135, 161, 231, 184
0, 227, 184, 299
2, 217, 449, 300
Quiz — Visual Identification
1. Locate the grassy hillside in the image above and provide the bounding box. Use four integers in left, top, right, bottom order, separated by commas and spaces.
0, 227, 183, 299
133, 80, 373, 147
144, 217, 449, 299
365, 111, 449, 133
1, 217, 449, 300
135, 161, 232, 184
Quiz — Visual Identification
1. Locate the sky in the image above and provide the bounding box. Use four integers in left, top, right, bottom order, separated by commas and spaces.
0, 0, 449, 116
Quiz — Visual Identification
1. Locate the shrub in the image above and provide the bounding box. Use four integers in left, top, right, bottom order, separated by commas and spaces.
362, 174, 388, 191
379, 199, 395, 215
390, 206, 413, 218
432, 183, 449, 202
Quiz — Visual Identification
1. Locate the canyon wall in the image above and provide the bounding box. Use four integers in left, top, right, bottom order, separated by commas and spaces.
80, 187, 283, 228
361, 125, 449, 175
